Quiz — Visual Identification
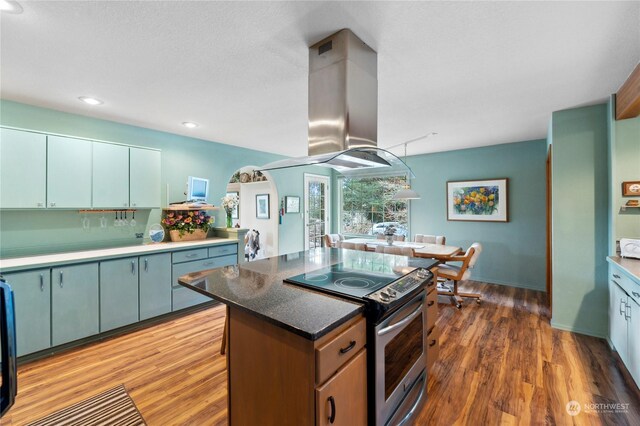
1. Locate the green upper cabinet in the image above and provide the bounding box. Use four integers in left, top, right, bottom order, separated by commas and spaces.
130, 147, 161, 208
0, 128, 47, 208
92, 142, 130, 208
47, 135, 92, 208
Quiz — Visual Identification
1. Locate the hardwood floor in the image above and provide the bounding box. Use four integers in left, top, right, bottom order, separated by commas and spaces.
3, 282, 639, 425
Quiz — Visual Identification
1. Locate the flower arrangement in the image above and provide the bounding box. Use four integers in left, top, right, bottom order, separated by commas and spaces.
221, 194, 239, 228
452, 186, 499, 215
162, 210, 213, 236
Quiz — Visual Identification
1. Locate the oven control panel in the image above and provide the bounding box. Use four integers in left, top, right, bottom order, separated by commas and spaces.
367, 268, 433, 304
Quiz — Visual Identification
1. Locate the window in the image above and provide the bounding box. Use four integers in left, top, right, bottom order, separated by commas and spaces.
340, 176, 408, 236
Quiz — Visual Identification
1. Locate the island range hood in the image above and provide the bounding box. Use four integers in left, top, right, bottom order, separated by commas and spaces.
260, 29, 414, 179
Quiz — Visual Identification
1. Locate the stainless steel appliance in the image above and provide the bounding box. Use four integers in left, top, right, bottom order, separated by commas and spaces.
285, 257, 436, 425
0, 278, 18, 418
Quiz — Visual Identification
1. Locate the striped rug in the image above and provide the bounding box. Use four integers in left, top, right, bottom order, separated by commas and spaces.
27, 384, 146, 426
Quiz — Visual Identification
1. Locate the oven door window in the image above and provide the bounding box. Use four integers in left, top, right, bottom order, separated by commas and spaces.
384, 314, 424, 400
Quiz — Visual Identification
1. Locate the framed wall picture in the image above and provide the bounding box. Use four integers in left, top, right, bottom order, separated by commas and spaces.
285, 196, 300, 213
622, 181, 640, 197
226, 191, 239, 219
447, 178, 509, 222
256, 194, 270, 219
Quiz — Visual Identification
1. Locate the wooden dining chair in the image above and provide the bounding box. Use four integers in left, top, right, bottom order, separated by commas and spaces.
374, 245, 415, 256
323, 233, 344, 248
414, 234, 446, 245
437, 243, 482, 308
340, 241, 367, 251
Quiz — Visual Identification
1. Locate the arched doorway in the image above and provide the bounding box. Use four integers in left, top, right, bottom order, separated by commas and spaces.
226, 166, 279, 259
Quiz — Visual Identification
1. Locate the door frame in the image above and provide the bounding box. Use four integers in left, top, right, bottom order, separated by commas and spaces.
304, 173, 331, 250
546, 145, 552, 310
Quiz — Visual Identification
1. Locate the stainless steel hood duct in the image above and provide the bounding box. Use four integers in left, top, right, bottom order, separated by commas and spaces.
260, 29, 414, 179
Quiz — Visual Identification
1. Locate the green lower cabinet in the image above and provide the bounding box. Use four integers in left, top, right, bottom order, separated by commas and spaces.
52, 263, 99, 346
100, 257, 140, 332
2, 269, 51, 356
139, 253, 172, 320
171, 254, 236, 311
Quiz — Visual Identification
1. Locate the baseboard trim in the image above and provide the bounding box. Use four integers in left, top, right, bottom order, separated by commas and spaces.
550, 320, 607, 339
469, 276, 545, 292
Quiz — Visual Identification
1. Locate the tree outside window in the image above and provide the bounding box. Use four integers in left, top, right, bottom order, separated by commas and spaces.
340, 176, 408, 236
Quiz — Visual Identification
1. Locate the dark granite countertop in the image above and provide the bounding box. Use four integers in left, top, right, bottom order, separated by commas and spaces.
178, 248, 438, 340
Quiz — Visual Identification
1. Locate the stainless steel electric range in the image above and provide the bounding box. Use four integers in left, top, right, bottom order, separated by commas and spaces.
285, 256, 437, 426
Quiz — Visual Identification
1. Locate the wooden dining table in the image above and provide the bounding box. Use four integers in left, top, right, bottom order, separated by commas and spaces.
345, 238, 463, 261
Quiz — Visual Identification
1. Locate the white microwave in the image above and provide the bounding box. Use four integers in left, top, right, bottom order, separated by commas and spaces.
621, 238, 640, 259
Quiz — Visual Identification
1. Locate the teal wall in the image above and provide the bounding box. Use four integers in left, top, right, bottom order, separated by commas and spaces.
0, 100, 329, 257
405, 140, 547, 290
551, 103, 609, 338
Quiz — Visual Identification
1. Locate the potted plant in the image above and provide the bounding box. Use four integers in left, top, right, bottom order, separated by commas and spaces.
384, 224, 397, 246
162, 210, 213, 242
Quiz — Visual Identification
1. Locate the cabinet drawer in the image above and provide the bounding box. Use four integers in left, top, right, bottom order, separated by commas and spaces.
426, 325, 439, 372
315, 349, 367, 426
610, 265, 640, 303
316, 317, 366, 385
172, 286, 213, 311
426, 287, 438, 331
172, 248, 208, 264
208, 244, 238, 258
172, 255, 238, 280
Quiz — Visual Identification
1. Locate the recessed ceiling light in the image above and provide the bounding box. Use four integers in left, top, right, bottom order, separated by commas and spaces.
182, 122, 199, 129
0, 0, 23, 14
78, 96, 104, 106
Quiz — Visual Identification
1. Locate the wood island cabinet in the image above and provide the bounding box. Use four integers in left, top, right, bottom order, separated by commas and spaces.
227, 308, 367, 426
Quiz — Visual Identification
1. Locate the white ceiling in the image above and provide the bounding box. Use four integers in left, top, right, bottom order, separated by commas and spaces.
1, 1, 638, 157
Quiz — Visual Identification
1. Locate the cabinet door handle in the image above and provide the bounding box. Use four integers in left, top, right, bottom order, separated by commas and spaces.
427, 300, 435, 307
185, 253, 198, 258
50, 202, 56, 207
144, 258, 148, 272
625, 304, 631, 321
429, 339, 437, 347
39, 273, 44, 291
59, 271, 64, 288
123, 202, 128, 207
339, 340, 356, 354
620, 299, 627, 315
131, 261, 136, 274
633, 292, 640, 299
37, 202, 44, 207
202, 261, 215, 267
613, 274, 621, 279
327, 396, 336, 424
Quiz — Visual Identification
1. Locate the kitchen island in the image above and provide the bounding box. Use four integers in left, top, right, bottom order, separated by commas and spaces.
178, 248, 439, 425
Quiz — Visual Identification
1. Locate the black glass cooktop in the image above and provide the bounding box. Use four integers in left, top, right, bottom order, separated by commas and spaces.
285, 263, 407, 299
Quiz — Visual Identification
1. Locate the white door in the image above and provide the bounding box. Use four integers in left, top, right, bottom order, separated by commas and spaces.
304, 174, 330, 250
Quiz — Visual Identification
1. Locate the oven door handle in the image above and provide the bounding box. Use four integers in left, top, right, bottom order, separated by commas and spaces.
377, 302, 424, 336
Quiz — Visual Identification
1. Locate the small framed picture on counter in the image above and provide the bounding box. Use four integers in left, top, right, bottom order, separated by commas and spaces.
256, 194, 270, 219
285, 196, 300, 213
622, 181, 640, 197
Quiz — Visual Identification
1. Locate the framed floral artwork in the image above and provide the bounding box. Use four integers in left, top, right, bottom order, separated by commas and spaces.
447, 179, 508, 222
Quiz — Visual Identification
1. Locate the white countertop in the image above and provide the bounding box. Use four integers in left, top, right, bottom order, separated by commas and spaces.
0, 238, 238, 272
